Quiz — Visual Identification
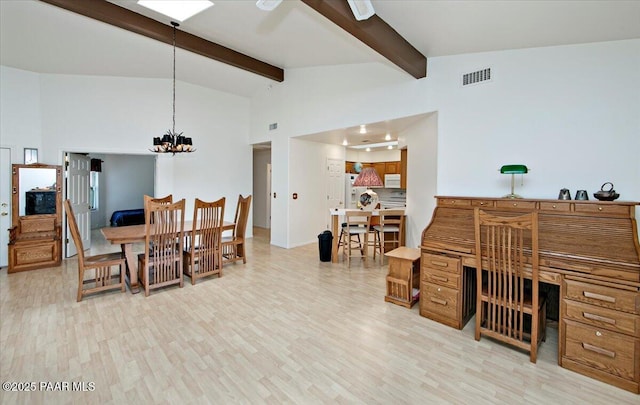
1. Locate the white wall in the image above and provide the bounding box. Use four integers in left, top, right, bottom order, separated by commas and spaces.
402, 113, 438, 248
253, 148, 271, 228
251, 39, 640, 248
429, 39, 640, 203
0, 66, 42, 163
250, 63, 429, 248
101, 154, 155, 226
1, 70, 254, 230
289, 139, 345, 247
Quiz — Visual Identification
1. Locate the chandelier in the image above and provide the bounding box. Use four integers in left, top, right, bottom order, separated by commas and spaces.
151, 22, 195, 154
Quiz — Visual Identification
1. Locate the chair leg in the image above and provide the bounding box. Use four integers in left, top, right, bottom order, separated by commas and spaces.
77, 268, 84, 302
241, 243, 247, 264
377, 231, 384, 265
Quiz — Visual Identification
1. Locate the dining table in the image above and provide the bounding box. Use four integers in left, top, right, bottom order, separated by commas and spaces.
101, 220, 235, 294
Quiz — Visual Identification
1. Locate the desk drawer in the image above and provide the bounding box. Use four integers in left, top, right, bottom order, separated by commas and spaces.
539, 201, 571, 212
422, 267, 460, 289
422, 253, 460, 274
495, 200, 536, 210
563, 319, 639, 382
438, 198, 471, 207
420, 282, 459, 320
471, 200, 494, 208
564, 299, 639, 336
574, 203, 629, 216
564, 279, 639, 314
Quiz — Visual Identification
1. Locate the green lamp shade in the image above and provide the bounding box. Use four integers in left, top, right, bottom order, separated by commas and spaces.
500, 164, 528, 174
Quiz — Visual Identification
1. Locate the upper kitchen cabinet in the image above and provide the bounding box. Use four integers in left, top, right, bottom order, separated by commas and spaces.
373, 163, 386, 179
385, 162, 399, 174
345, 161, 355, 173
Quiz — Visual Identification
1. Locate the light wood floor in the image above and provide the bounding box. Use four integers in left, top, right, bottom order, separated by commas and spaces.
1, 227, 637, 404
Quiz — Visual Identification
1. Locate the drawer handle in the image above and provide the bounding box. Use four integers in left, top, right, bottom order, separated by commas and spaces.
479, 202, 485, 206
582, 342, 615, 358
598, 207, 603, 211
583, 291, 616, 303
513, 203, 518, 207
431, 275, 449, 283
430, 260, 449, 268
552, 204, 557, 209
583, 312, 616, 325
430, 297, 448, 306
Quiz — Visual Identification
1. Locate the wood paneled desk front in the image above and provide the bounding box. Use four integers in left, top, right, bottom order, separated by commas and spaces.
420, 196, 640, 394
329, 208, 406, 263
101, 220, 234, 294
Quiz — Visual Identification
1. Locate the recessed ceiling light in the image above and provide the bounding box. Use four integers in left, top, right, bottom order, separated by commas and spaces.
385, 133, 391, 141
366, 147, 371, 152
342, 139, 348, 146
359, 125, 366, 134
387, 145, 393, 150
138, 0, 214, 22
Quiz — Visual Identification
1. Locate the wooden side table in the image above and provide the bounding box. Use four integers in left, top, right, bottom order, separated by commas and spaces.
384, 247, 421, 308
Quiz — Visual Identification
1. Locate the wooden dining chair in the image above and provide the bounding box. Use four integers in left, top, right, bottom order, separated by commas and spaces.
64, 199, 125, 302
143, 194, 173, 221
183, 197, 225, 284
474, 208, 546, 363
342, 210, 373, 266
373, 209, 404, 264
138, 199, 185, 297
222, 194, 252, 265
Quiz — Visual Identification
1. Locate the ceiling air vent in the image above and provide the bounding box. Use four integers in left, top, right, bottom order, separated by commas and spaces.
462, 68, 492, 86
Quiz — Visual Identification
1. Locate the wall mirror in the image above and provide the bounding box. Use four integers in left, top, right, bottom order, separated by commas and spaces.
18, 167, 58, 216
11, 163, 62, 225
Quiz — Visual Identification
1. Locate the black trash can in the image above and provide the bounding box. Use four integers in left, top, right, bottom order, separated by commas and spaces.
318, 230, 333, 262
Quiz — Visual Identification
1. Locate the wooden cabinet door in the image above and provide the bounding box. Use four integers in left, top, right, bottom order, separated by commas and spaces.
345, 161, 354, 173
373, 162, 385, 179
385, 161, 399, 174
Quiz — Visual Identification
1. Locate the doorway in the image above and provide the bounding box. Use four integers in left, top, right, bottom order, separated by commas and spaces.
63, 151, 155, 257
252, 143, 271, 240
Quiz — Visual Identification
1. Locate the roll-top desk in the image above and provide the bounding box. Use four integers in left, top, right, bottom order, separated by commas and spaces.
420, 196, 640, 394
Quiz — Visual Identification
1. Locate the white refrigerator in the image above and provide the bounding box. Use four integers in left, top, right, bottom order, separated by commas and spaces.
345, 173, 367, 209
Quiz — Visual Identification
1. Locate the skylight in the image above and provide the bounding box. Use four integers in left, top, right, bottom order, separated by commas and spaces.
138, 0, 214, 22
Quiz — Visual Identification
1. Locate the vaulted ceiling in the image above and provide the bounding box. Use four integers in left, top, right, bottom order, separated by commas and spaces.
1, 1, 639, 148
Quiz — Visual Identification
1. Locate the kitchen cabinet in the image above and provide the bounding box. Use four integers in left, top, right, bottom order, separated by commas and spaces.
345, 161, 355, 173
345, 160, 401, 179
373, 163, 386, 179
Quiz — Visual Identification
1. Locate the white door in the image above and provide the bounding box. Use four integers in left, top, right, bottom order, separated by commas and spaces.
0, 147, 11, 267
66, 153, 91, 257
266, 163, 271, 229
326, 158, 344, 228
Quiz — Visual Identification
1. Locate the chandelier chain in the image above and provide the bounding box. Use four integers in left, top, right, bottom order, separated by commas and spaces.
172, 22, 176, 135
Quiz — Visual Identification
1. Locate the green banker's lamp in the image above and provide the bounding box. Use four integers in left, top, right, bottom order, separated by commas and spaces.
500, 164, 528, 199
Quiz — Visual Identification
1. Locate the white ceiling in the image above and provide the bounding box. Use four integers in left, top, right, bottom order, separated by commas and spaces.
2, 0, 639, 149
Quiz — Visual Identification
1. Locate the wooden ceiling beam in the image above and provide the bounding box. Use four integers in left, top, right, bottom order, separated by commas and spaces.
300, 0, 427, 79
39, 0, 284, 82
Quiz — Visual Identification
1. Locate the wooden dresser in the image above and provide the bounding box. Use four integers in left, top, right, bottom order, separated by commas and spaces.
420, 196, 640, 394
